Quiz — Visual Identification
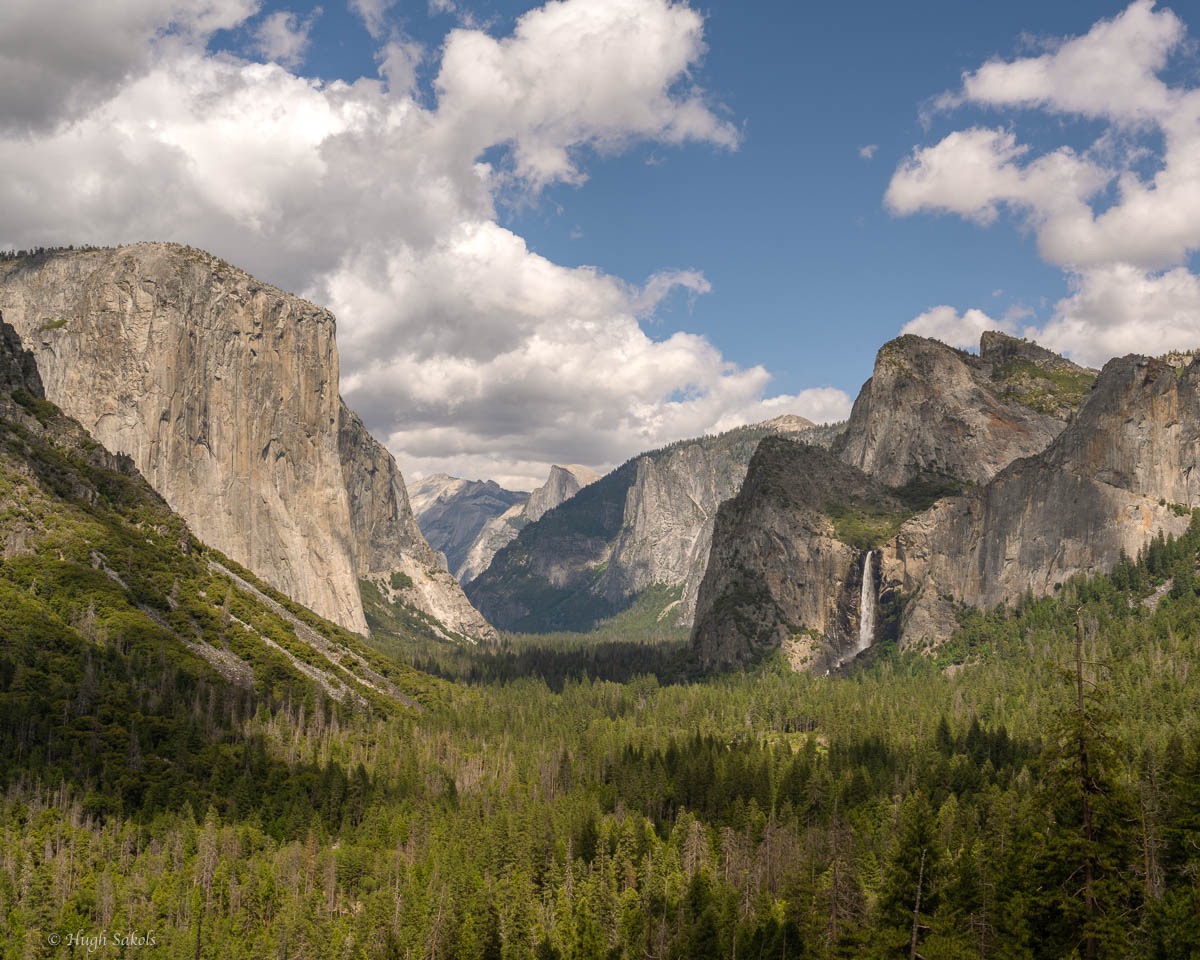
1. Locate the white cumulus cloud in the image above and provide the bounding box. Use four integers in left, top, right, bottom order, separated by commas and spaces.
901, 306, 1012, 350
0, 0, 258, 132
349, 0, 397, 39
0, 0, 834, 489
1037, 264, 1200, 366
889, 1, 1200, 364
253, 8, 320, 68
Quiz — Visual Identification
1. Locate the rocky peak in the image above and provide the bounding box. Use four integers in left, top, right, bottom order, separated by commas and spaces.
833, 333, 1075, 486
979, 330, 1070, 368
757, 413, 816, 434
450, 463, 598, 585
409, 473, 529, 578
525, 464, 600, 523
1039, 353, 1199, 503
409, 474, 467, 509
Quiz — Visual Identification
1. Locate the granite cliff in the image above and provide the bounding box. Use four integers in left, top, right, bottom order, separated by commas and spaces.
0, 243, 491, 641
692, 333, 1198, 671
466, 417, 814, 633
691, 437, 901, 670
833, 333, 1093, 485
0, 315, 429, 713
885, 351, 1200, 645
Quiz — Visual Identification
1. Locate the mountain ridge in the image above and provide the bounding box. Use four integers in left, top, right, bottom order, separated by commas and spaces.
691, 332, 1194, 670
0, 242, 492, 643
410, 464, 601, 583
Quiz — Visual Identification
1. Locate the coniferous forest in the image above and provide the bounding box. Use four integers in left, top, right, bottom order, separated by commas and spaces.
0, 363, 1199, 959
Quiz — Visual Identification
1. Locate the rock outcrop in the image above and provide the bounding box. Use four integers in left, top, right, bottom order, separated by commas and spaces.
833, 334, 1093, 486
0, 243, 490, 640
691, 335, 1198, 670
457, 505, 531, 585
338, 406, 495, 641
466, 417, 814, 632
691, 436, 900, 670
525, 464, 600, 523
886, 353, 1200, 644
0, 317, 43, 397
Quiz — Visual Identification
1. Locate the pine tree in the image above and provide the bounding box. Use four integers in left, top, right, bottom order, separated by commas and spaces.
1029, 616, 1141, 959
876, 791, 941, 958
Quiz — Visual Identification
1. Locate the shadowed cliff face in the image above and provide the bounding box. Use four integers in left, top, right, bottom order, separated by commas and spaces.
338, 405, 496, 642
0, 318, 42, 398
0, 243, 491, 641
691, 437, 900, 671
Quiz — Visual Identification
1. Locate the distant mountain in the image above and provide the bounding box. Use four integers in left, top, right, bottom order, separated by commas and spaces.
456, 464, 600, 583
691, 333, 1198, 670
465, 417, 815, 633
410, 464, 601, 583
409, 474, 529, 576
0, 243, 492, 643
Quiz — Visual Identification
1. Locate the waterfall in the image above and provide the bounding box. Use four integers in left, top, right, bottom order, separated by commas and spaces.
856, 550, 876, 656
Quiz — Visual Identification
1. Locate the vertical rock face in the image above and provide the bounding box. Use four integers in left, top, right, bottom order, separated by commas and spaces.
598, 440, 763, 623
691, 436, 899, 670
833, 334, 1092, 486
1038, 353, 1200, 504
0, 243, 490, 640
456, 504, 531, 585
0, 244, 364, 632
466, 418, 815, 633
0, 318, 42, 397
338, 406, 496, 641
524, 465, 600, 522
887, 353, 1200, 645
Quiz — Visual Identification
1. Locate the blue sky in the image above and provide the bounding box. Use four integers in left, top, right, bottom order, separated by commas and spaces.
203, 0, 1153, 393
2, 0, 1198, 486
